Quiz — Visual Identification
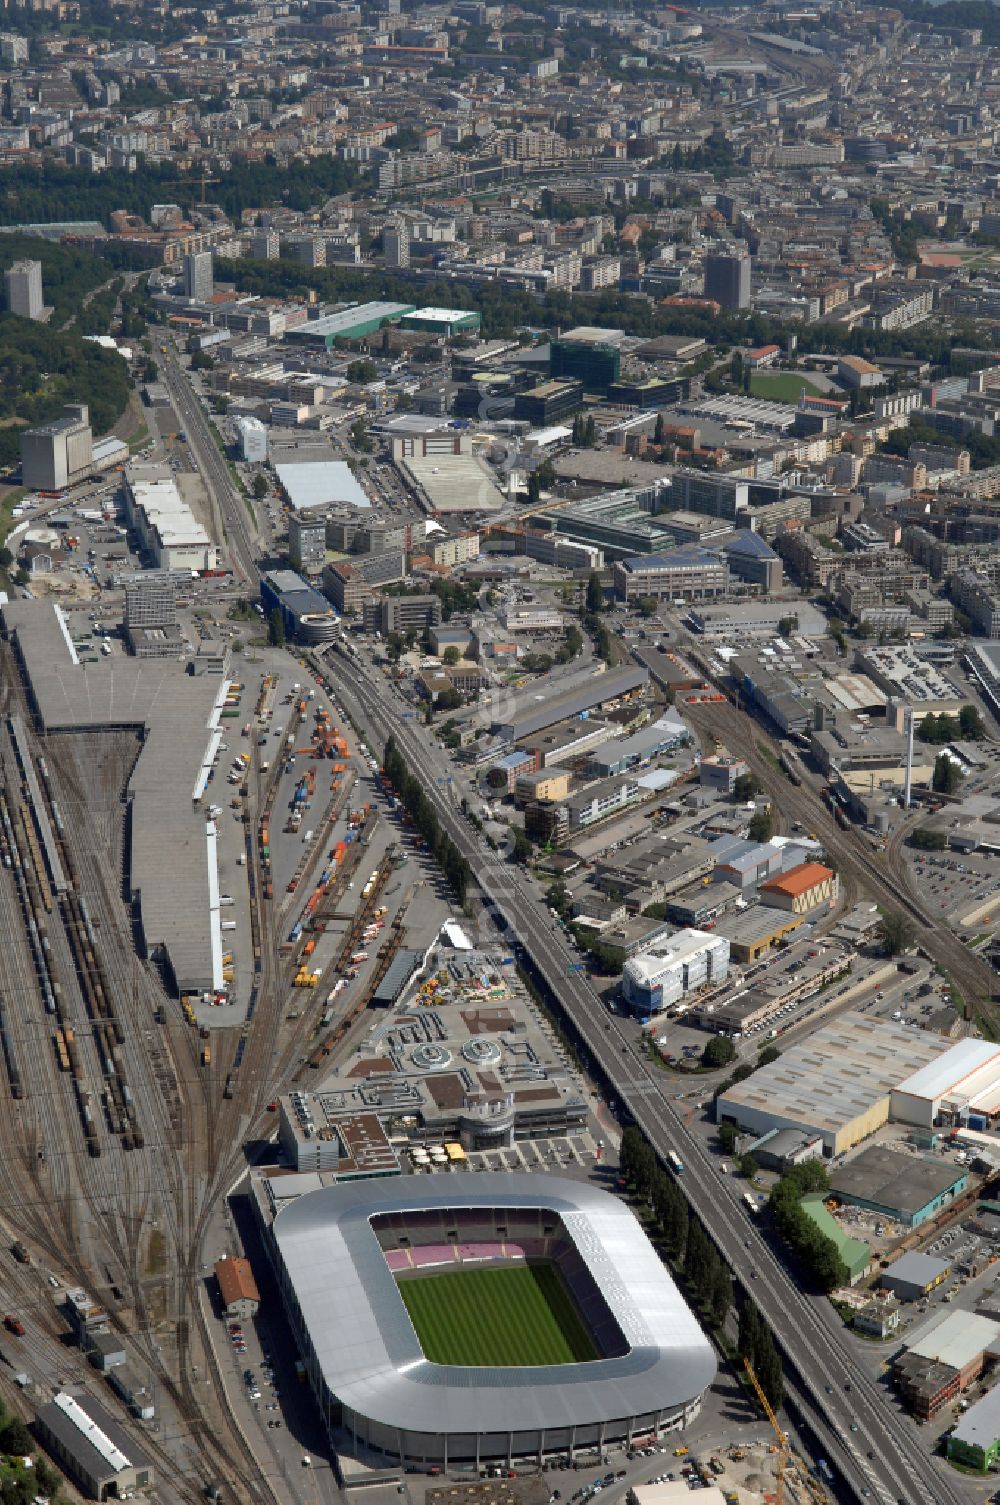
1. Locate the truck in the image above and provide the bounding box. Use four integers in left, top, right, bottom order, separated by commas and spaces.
4, 1316, 25, 1336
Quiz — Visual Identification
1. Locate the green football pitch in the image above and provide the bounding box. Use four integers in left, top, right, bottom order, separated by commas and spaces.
398, 1262, 599, 1367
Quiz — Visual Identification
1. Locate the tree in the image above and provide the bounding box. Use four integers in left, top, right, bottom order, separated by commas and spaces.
717, 1121, 739, 1155
654, 412, 665, 445
959, 704, 986, 740
586, 571, 604, 614
558, 623, 583, 662
877, 912, 914, 957
442, 645, 461, 666
777, 615, 798, 637
0, 1417, 31, 1456
932, 752, 961, 796
635, 595, 658, 619
511, 827, 533, 865
738, 1152, 758, 1180
710, 1263, 733, 1327
385, 631, 405, 662
252, 473, 269, 500
733, 773, 762, 802
347, 358, 377, 383
702, 1035, 736, 1070
910, 828, 947, 851
757, 1045, 781, 1067
267, 607, 285, 647
748, 808, 774, 843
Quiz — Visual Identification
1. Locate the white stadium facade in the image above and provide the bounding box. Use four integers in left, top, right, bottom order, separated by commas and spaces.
267, 1174, 716, 1467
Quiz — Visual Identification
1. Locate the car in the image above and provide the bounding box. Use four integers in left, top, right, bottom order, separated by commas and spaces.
672, 1448, 688, 1458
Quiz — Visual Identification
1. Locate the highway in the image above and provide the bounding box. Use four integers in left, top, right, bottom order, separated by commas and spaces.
157, 347, 259, 582
331, 649, 967, 1505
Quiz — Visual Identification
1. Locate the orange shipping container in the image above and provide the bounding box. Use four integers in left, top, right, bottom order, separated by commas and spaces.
303, 938, 316, 956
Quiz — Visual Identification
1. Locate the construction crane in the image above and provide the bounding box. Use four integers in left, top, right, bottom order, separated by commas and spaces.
743, 1360, 831, 1505
744, 1359, 788, 1505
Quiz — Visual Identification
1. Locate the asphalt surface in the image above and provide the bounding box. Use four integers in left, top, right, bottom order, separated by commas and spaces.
331, 648, 968, 1505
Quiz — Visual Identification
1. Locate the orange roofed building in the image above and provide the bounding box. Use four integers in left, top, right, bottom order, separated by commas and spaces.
759, 862, 836, 915
215, 1256, 261, 1320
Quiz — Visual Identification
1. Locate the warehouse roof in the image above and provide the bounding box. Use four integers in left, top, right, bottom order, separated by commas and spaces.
1, 599, 224, 993
499, 666, 649, 741
275, 459, 372, 513
894, 1039, 1000, 1107
950, 1380, 1000, 1451
883, 1251, 951, 1290
905, 1309, 1000, 1371
759, 862, 833, 898
38, 1391, 151, 1486
272, 1175, 716, 1436
286, 302, 414, 340
717, 1012, 952, 1140
830, 1146, 965, 1218
396, 450, 506, 515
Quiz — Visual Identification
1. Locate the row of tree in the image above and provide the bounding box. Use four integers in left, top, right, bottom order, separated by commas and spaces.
918, 707, 985, 744
618, 1127, 781, 1408
383, 736, 472, 903
768, 1162, 847, 1294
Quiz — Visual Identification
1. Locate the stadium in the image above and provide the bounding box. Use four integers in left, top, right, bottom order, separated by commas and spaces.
269, 1174, 716, 1467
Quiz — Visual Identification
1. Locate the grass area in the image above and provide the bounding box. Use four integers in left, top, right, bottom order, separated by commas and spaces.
127, 420, 149, 451
144, 1227, 167, 1277
0, 487, 25, 552
749, 370, 826, 404
398, 1262, 598, 1367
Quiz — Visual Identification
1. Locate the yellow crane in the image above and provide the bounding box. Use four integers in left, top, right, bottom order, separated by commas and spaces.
744, 1359, 788, 1505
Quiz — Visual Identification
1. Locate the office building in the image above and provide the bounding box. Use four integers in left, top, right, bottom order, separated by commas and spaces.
611, 547, 729, 602
250, 230, 280, 260
5, 258, 43, 320
703, 247, 751, 311
234, 415, 268, 462
124, 574, 181, 658
622, 929, 731, 1020
20, 403, 93, 491
550, 337, 622, 393
384, 223, 410, 269
289, 513, 328, 576
182, 251, 214, 302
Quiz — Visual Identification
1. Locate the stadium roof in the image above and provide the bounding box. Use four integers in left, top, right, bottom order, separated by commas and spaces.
272, 1174, 715, 1436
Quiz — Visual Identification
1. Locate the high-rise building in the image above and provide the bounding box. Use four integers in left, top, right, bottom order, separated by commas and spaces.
703, 247, 751, 311
182, 251, 214, 302
288, 514, 328, 576
5, 259, 43, 320
20, 404, 92, 490
234, 416, 268, 462
384, 223, 410, 269
250, 231, 280, 260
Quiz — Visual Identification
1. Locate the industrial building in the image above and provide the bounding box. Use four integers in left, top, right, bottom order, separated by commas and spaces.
123, 574, 182, 658
122, 463, 218, 573
586, 713, 689, 777
5, 256, 43, 319
947, 1384, 1000, 1472
759, 862, 836, 915
829, 1146, 968, 1228
880, 1252, 951, 1302
799, 1195, 871, 1284
612, 548, 729, 602
21, 402, 93, 491
2, 599, 228, 997
261, 568, 340, 644
495, 666, 649, 743
395, 447, 507, 514
622, 929, 730, 1020
264, 1174, 716, 1465
894, 1310, 1000, 1420
286, 301, 415, 347
715, 1013, 955, 1155
35, 1391, 154, 1500
890, 1038, 1000, 1129
400, 307, 482, 336
274, 458, 372, 513
699, 754, 750, 794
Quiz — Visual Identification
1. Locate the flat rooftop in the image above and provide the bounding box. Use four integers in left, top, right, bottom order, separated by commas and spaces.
285, 302, 414, 339
2, 599, 224, 994
274, 459, 372, 513
396, 450, 506, 515
830, 1146, 965, 1217
718, 1012, 953, 1137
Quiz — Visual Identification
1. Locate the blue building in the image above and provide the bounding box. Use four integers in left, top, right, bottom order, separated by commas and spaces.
260, 569, 340, 645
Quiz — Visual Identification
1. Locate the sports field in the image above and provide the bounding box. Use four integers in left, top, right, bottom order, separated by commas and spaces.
398, 1262, 599, 1367
749, 371, 826, 404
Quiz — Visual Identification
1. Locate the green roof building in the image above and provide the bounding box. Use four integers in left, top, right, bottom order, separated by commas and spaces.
401, 307, 481, 336
947, 1385, 1000, 1473
800, 1194, 871, 1285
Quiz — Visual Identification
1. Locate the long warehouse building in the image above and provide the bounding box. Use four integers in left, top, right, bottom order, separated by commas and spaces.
494, 666, 649, 742
2, 598, 227, 995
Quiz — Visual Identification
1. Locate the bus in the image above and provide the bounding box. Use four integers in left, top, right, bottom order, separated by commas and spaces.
743, 1192, 758, 1214
667, 1150, 684, 1176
